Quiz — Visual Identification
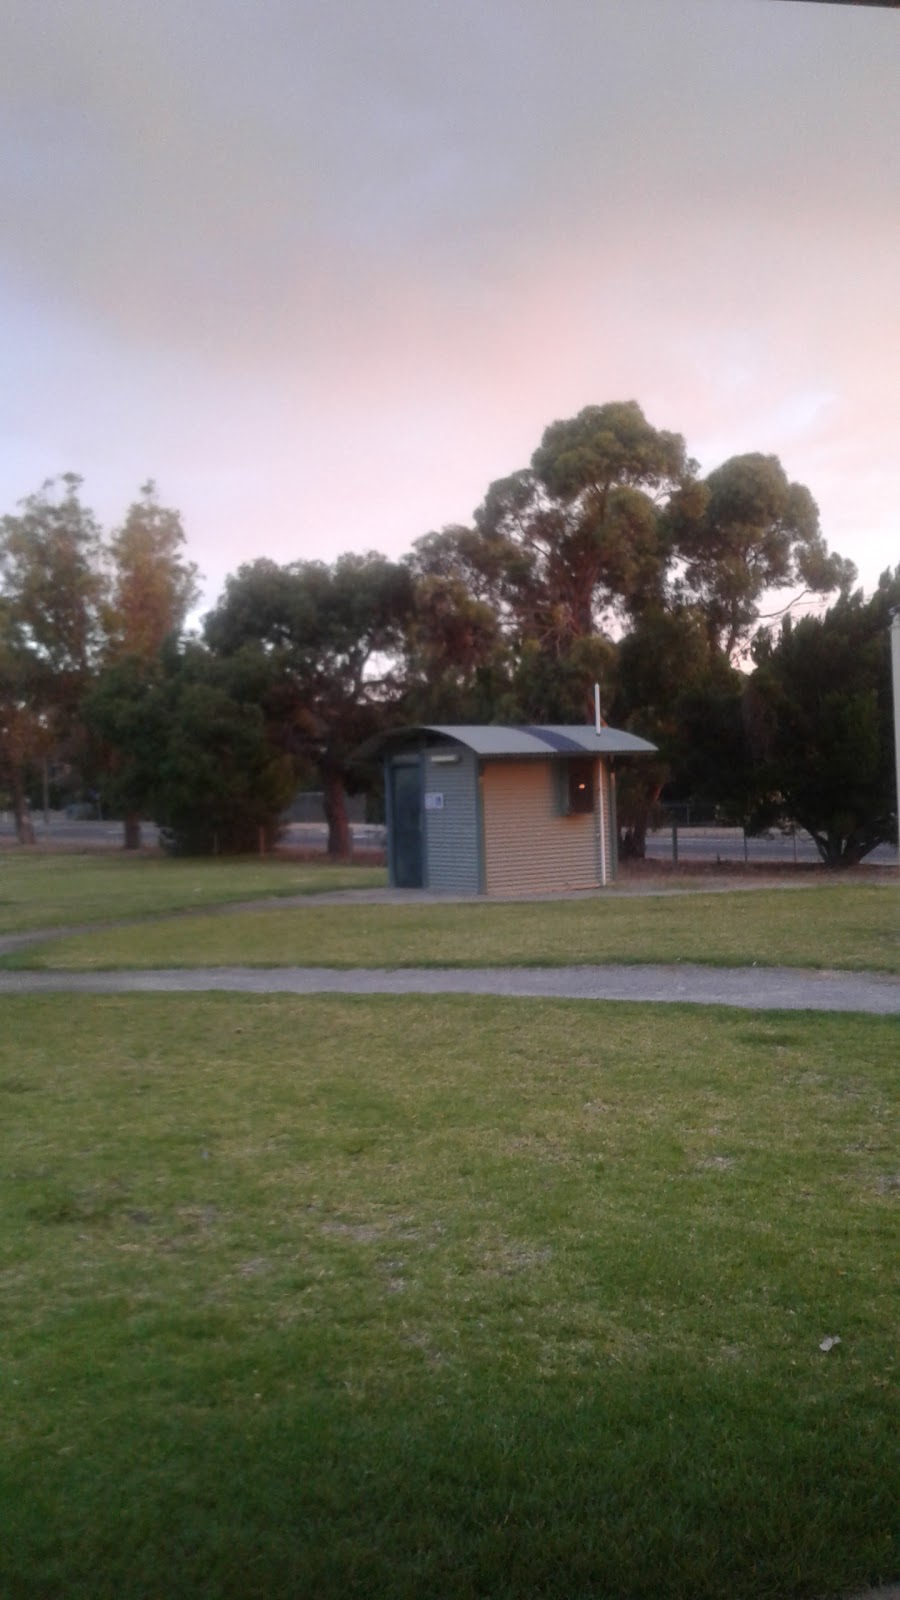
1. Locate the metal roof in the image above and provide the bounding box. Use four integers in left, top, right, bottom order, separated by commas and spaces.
359, 724, 657, 759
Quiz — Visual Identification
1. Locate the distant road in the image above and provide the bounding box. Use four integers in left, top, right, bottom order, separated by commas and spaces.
0, 818, 381, 852
1, 816, 896, 868
645, 827, 898, 868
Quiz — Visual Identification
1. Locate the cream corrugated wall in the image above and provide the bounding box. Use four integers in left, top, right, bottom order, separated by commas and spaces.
481, 760, 605, 895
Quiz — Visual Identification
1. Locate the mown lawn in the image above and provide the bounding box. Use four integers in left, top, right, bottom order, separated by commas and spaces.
0, 853, 386, 935
14, 882, 899, 973
2, 994, 897, 1599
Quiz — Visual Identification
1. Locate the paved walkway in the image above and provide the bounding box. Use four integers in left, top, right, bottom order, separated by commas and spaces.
1, 962, 898, 1013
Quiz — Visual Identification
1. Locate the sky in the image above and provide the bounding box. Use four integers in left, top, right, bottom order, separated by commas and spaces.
1, 0, 898, 618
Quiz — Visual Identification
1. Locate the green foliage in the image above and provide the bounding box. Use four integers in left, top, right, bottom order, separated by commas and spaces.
82, 656, 170, 823
668, 453, 856, 661
92, 484, 201, 842
0, 592, 42, 836
403, 411, 857, 855
156, 647, 295, 855
611, 606, 716, 851
1, 476, 201, 845
406, 402, 693, 732
402, 532, 510, 721
747, 569, 899, 865
668, 667, 761, 827
205, 554, 414, 856
506, 632, 616, 724
82, 645, 295, 855
474, 400, 687, 644
0, 474, 106, 694
0, 476, 108, 839
1, 418, 873, 864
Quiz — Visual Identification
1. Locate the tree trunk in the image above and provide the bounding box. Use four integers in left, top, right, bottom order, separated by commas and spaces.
619, 780, 663, 860
123, 811, 142, 850
322, 768, 352, 861
806, 825, 862, 869
619, 821, 647, 860
9, 764, 36, 845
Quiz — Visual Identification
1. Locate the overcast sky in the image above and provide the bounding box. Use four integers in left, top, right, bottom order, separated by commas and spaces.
2, 0, 897, 614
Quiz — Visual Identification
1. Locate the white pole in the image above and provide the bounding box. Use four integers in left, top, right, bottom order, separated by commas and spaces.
593, 686, 607, 883
891, 612, 900, 853
597, 761, 608, 886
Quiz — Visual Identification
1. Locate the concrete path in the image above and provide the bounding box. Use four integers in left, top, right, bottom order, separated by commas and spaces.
1, 962, 898, 1013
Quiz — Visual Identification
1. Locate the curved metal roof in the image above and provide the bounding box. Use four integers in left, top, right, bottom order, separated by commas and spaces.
359, 724, 657, 759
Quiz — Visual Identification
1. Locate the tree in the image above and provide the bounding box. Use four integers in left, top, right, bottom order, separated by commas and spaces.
0, 475, 106, 840
471, 400, 690, 647
746, 569, 900, 865
153, 647, 294, 855
401, 410, 858, 859
0, 594, 40, 843
401, 530, 511, 723
100, 482, 201, 847
665, 666, 763, 834
667, 453, 856, 662
0, 474, 106, 700
610, 605, 717, 857
205, 554, 414, 858
81, 655, 171, 843
105, 481, 200, 661
405, 402, 691, 732
83, 644, 295, 856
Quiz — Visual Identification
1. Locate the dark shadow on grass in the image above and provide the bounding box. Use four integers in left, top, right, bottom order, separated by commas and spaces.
3, 1360, 895, 1600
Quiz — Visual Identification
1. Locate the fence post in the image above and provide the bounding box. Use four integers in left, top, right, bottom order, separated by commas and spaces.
672, 822, 679, 864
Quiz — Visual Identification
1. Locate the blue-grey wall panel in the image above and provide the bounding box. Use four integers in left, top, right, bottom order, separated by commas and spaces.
422, 744, 481, 892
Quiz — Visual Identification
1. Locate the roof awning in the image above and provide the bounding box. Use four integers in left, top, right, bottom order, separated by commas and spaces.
356, 724, 657, 761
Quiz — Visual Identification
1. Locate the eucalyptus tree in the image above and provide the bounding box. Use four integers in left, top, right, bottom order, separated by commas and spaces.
407, 401, 691, 727
205, 553, 414, 858
405, 406, 857, 857
96, 482, 201, 847
666, 453, 856, 663
0, 475, 106, 839
469, 400, 689, 647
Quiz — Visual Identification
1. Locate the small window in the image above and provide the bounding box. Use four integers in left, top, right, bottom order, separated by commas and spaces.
561, 758, 594, 815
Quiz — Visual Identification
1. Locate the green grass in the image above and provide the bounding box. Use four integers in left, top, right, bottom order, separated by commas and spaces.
0, 853, 386, 935
15, 882, 899, 972
2, 994, 897, 1599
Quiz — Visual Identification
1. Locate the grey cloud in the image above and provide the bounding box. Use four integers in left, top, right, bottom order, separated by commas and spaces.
2, 0, 896, 367
1, 0, 897, 601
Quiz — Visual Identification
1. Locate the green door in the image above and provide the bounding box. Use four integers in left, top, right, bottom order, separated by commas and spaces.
390, 759, 423, 888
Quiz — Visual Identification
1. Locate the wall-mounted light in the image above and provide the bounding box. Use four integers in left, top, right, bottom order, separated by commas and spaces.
430, 753, 461, 765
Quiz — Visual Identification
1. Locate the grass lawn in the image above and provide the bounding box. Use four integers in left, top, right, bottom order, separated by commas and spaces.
0, 853, 386, 935
2, 994, 897, 1599
14, 881, 899, 973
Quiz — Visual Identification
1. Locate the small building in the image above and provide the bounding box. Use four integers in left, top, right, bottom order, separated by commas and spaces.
369, 724, 656, 895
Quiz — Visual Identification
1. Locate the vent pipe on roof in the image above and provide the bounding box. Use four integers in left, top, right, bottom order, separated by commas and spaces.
594, 683, 602, 735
